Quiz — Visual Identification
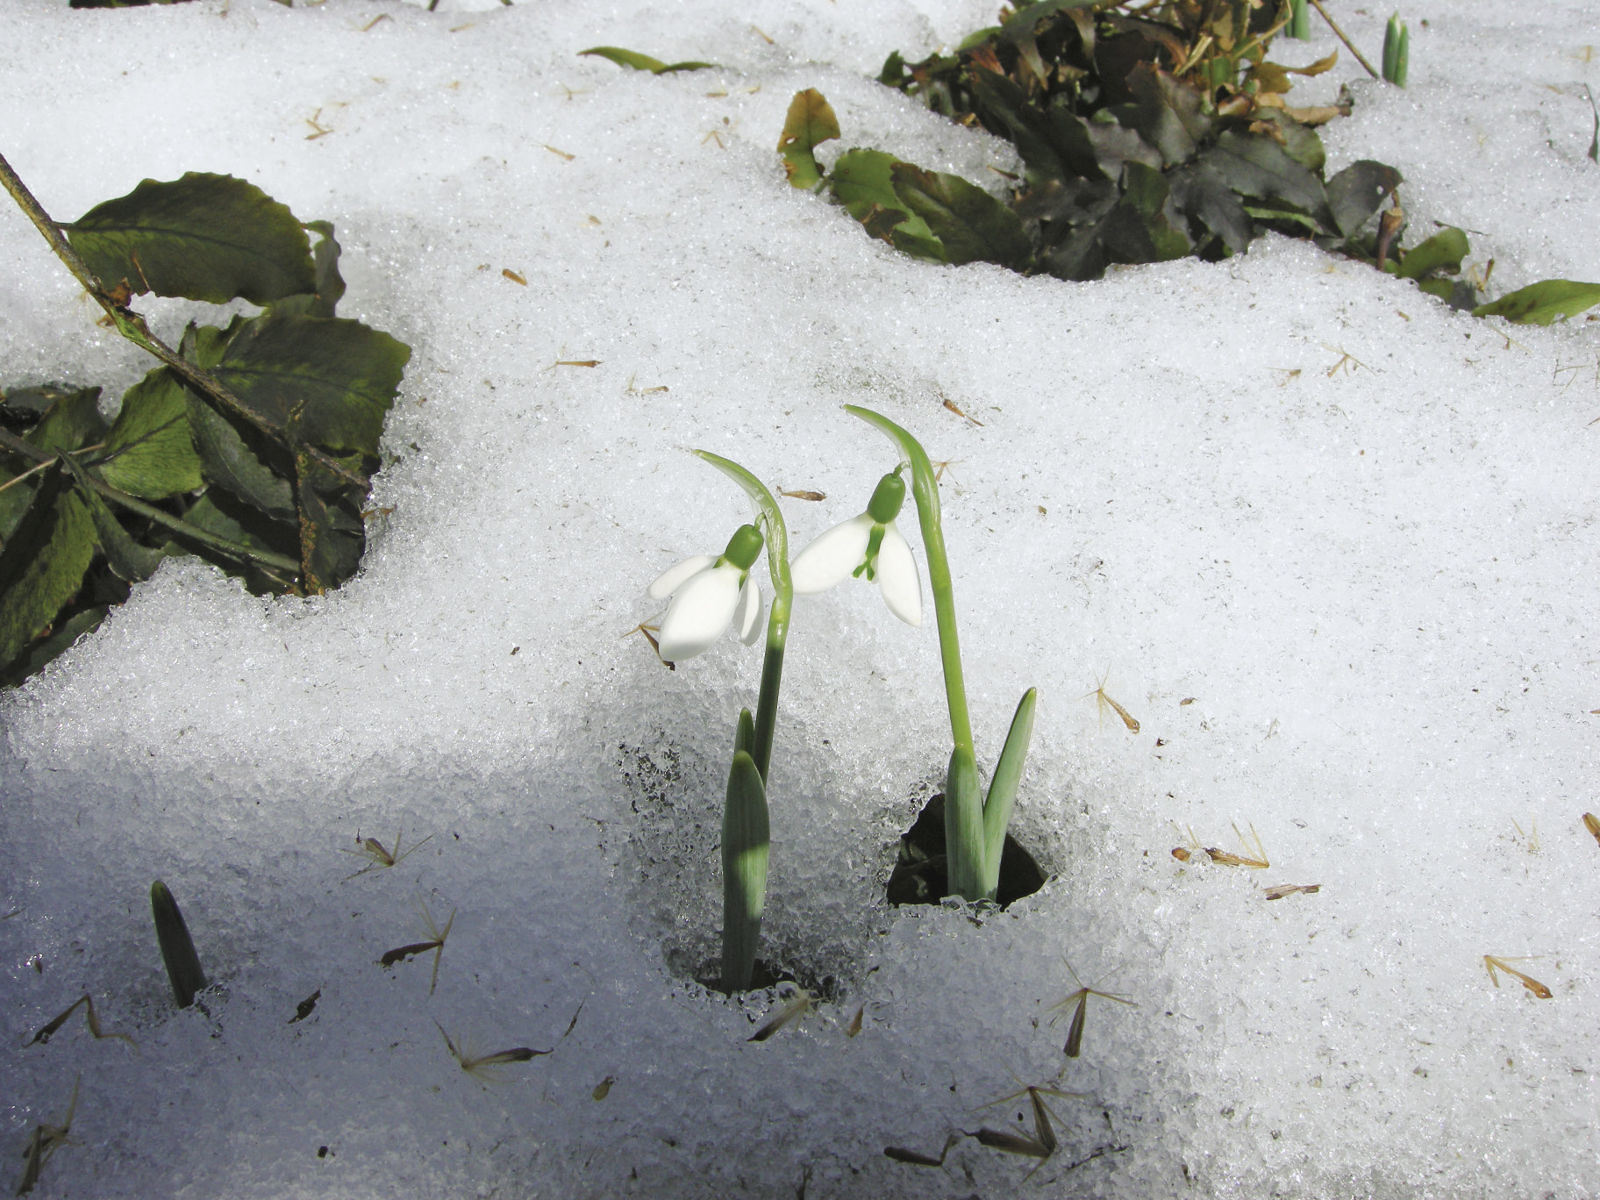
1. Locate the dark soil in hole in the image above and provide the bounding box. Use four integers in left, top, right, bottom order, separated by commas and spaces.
885, 792, 1047, 907
693, 956, 849, 1000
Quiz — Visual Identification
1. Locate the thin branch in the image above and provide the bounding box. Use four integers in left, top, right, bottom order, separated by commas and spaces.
1306, 0, 1381, 79
0, 428, 302, 579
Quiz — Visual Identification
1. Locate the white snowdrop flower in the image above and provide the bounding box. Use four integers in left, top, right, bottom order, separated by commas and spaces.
791, 471, 921, 626
648, 523, 765, 661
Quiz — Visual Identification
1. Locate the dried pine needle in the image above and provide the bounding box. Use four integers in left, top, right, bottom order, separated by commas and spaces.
1483, 955, 1553, 999
1082, 670, 1139, 733
748, 985, 813, 1042
435, 1020, 552, 1082
1047, 959, 1134, 1058
342, 828, 433, 880
26, 993, 135, 1049
1204, 823, 1270, 869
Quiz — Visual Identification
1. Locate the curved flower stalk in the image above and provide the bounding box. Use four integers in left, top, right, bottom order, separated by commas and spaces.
842, 405, 1037, 902
647, 451, 793, 993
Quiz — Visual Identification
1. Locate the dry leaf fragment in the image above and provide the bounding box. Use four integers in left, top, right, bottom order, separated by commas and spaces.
1262, 883, 1321, 900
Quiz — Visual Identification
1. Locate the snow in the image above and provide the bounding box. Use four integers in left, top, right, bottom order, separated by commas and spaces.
2, 0, 1598, 1196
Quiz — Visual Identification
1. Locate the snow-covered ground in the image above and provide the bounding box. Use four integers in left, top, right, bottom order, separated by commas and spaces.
2, 1, 1597, 1196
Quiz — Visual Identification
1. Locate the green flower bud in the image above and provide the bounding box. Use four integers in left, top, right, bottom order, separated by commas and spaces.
721, 523, 765, 571
865, 471, 907, 524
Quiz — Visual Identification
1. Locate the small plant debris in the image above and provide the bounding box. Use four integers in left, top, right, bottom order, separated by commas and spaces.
1483, 955, 1553, 999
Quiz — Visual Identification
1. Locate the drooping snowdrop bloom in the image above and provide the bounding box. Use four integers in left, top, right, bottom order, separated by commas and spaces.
648, 523, 766, 661
790, 471, 921, 626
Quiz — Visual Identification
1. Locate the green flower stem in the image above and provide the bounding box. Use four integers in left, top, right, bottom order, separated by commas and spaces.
692, 451, 792, 990
842, 406, 972, 754
845, 405, 994, 898
693, 450, 793, 782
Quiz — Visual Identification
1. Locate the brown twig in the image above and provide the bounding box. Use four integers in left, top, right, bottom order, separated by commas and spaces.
0, 430, 301, 579
1305, 0, 1381, 80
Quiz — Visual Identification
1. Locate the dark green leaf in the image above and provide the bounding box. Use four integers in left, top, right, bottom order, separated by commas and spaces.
778, 89, 840, 190
1167, 159, 1254, 255
1100, 161, 1191, 263
185, 390, 295, 521
972, 70, 1104, 184
828, 149, 944, 262
29, 387, 107, 455
97, 369, 204, 499
1203, 130, 1334, 232
1473, 279, 1600, 325
165, 492, 297, 589
0, 606, 106, 687
1121, 64, 1214, 168
181, 315, 248, 369
578, 46, 715, 74
1326, 160, 1402, 240
720, 748, 769, 993
1, 384, 92, 431
66, 173, 315, 305
1082, 115, 1163, 179
151, 880, 206, 1009
211, 313, 410, 458
1250, 108, 1326, 173
0, 461, 97, 675
1040, 223, 1110, 281
58, 455, 166, 583
294, 450, 367, 593
1395, 226, 1469, 281
269, 221, 346, 319
890, 164, 1032, 268
997, 0, 1100, 47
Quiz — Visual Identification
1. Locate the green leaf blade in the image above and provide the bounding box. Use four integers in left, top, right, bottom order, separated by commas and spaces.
980, 688, 1037, 898
97, 369, 205, 499
828, 149, 945, 262
150, 880, 207, 1009
890, 164, 1032, 269
0, 461, 97, 676
212, 313, 411, 459
1325, 160, 1402, 241
579, 46, 715, 74
66, 173, 316, 305
778, 89, 840, 190
1394, 226, 1469, 281
1472, 279, 1600, 325
720, 750, 770, 993
944, 745, 986, 901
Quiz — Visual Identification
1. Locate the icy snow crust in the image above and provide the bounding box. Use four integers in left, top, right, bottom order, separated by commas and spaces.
2, 0, 1597, 1196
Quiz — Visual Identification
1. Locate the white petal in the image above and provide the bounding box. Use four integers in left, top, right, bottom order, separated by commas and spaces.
648, 553, 717, 600
657, 564, 740, 660
734, 576, 763, 644
875, 524, 922, 627
790, 514, 873, 594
